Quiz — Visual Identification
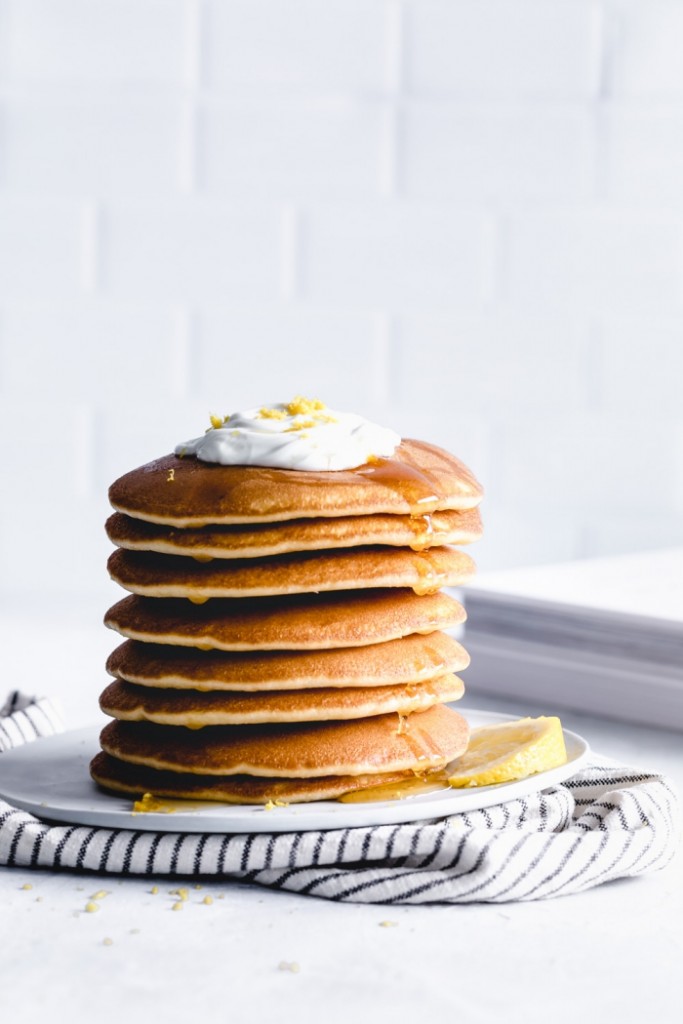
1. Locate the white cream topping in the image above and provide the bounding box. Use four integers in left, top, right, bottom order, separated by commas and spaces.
175, 398, 401, 471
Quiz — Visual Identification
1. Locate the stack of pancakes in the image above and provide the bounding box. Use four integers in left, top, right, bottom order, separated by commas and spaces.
91, 439, 484, 803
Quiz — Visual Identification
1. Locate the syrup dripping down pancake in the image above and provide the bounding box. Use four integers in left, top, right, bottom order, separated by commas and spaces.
105, 589, 466, 651
99, 674, 465, 727
108, 439, 483, 527
105, 506, 483, 559
107, 545, 476, 599
90, 752, 422, 805
106, 632, 470, 691
99, 704, 469, 778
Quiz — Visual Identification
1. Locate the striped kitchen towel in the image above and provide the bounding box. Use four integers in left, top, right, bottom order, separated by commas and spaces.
0, 695, 680, 903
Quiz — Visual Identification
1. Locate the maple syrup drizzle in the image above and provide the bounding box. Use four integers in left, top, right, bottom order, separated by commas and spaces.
407, 513, 435, 551
410, 553, 448, 596
355, 457, 445, 515
411, 642, 449, 679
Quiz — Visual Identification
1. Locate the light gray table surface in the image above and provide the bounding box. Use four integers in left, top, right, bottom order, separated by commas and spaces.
1, 601, 681, 1024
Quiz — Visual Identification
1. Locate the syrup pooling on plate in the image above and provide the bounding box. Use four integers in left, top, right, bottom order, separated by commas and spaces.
338, 771, 450, 803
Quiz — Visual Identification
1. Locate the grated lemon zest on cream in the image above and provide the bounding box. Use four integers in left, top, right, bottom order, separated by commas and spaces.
257, 406, 287, 420
286, 396, 326, 416
285, 419, 315, 432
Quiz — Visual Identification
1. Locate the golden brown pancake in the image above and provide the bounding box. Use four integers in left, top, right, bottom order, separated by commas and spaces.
99, 674, 465, 727
90, 751, 420, 804
108, 440, 483, 527
105, 507, 483, 559
105, 590, 466, 651
100, 704, 469, 778
107, 545, 476, 599
106, 632, 470, 691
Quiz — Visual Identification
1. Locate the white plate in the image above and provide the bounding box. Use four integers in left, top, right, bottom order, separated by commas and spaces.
0, 711, 590, 833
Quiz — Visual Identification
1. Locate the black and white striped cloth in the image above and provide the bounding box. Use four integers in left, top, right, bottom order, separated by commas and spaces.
1, 694, 680, 903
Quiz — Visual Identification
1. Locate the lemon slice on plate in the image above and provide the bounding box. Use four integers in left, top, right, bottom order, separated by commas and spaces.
448, 716, 567, 788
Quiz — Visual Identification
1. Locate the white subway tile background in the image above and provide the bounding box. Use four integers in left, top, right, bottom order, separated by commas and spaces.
0, 0, 681, 601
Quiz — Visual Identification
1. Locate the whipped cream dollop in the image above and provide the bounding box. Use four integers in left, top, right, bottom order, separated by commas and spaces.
175, 397, 401, 471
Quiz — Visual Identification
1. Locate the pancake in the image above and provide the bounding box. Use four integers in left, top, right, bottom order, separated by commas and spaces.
105, 589, 466, 651
107, 545, 476, 599
99, 674, 465, 727
105, 507, 483, 559
106, 632, 470, 691
99, 704, 470, 778
108, 439, 483, 527
90, 751, 421, 804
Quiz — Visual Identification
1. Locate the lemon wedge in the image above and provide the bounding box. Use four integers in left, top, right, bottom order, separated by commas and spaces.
447, 716, 567, 788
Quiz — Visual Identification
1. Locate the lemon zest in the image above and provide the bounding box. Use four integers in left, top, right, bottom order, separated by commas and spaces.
258, 406, 287, 420
285, 396, 326, 416
285, 419, 315, 432
264, 799, 289, 810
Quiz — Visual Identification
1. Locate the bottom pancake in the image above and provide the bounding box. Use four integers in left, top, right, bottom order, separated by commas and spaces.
100, 704, 469, 779
90, 751, 418, 805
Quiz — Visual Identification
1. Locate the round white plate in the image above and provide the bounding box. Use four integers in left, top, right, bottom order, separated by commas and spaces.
0, 711, 590, 833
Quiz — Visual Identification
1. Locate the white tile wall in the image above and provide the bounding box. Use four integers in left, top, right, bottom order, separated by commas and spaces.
300, 205, 494, 309
496, 413, 680, 514
0, 0, 681, 601
0, 198, 84, 299
192, 308, 385, 410
603, 105, 683, 204
3, 97, 182, 195
400, 103, 595, 202
2, 0, 188, 85
392, 315, 590, 413
100, 202, 283, 301
203, 0, 390, 93
504, 211, 683, 312
608, 0, 683, 97
198, 99, 386, 199
404, 1, 603, 98
600, 317, 683, 415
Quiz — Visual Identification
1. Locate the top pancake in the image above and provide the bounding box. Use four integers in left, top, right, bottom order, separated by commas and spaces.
109, 440, 483, 526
